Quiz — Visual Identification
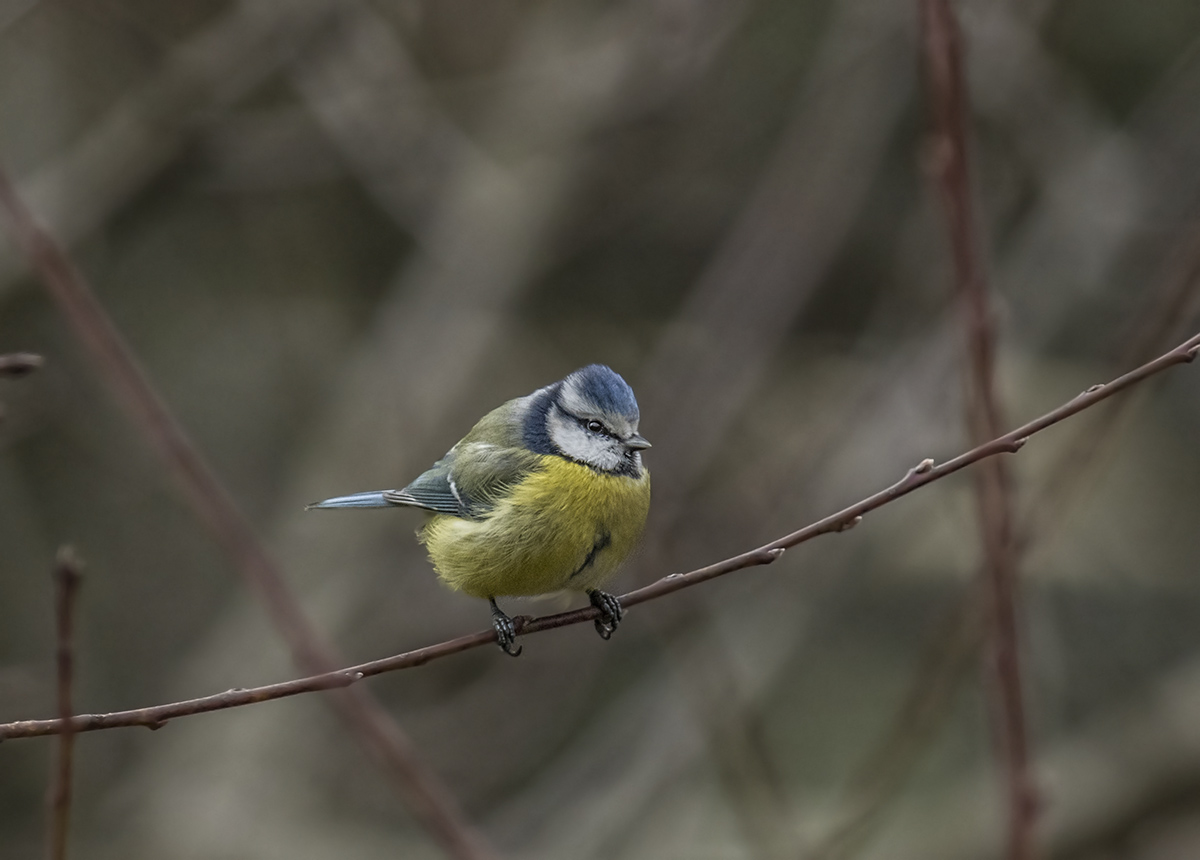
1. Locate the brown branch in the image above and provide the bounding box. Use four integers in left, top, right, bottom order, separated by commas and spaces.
1024, 221, 1200, 545
0, 167, 497, 860
812, 224, 1200, 859
810, 225, 1200, 860
46, 547, 83, 860
920, 3, 1036, 860
0, 352, 43, 376
3, 330, 1198, 742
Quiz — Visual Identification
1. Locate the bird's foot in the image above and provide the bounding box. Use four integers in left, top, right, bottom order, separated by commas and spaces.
489, 598, 522, 657
587, 590, 623, 641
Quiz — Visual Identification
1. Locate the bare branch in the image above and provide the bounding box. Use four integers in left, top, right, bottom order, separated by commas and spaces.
3, 329, 1197, 743
45, 547, 83, 860
0, 167, 496, 860
1023, 221, 1200, 543
920, 1, 1035, 858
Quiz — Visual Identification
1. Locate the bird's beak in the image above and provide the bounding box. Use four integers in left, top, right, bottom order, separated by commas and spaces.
625, 433, 652, 450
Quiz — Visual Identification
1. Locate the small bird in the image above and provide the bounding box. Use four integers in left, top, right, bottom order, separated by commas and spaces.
308, 365, 651, 656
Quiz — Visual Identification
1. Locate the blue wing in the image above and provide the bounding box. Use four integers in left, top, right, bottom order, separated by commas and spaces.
392, 443, 544, 518
383, 459, 464, 515
309, 441, 542, 520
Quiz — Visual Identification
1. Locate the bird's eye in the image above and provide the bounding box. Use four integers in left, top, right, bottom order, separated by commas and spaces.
586, 420, 604, 434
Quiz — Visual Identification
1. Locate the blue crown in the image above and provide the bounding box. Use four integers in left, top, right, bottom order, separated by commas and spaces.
568, 364, 639, 420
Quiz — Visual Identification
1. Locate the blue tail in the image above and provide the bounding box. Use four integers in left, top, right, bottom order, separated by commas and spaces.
306, 490, 394, 510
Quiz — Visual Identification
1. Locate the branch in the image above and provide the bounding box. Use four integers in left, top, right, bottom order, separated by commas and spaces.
46, 548, 83, 860
0, 166, 497, 860
3, 330, 1198, 742
920, 2, 1035, 859
1024, 221, 1200, 544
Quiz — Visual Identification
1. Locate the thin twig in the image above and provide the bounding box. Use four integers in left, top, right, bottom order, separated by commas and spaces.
810, 224, 1200, 860
625, 7, 916, 850
0, 352, 43, 376
921, 2, 1036, 859
3, 330, 1198, 742
1023, 220, 1200, 545
814, 197, 1200, 860
0, 167, 497, 860
46, 547, 83, 860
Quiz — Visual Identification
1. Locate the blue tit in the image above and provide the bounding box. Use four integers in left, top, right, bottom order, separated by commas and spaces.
308, 364, 651, 656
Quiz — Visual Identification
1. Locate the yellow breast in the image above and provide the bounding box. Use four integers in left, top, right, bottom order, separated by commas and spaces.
419, 456, 650, 598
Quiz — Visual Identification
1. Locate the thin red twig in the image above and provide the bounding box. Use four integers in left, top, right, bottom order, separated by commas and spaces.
919, 2, 1036, 859
0, 167, 497, 860
3, 330, 1198, 742
46, 548, 83, 860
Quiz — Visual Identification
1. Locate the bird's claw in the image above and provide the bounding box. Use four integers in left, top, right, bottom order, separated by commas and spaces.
489, 598, 523, 657
588, 590, 623, 641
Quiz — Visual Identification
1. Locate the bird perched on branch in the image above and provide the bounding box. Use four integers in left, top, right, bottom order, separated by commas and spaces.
308, 365, 651, 656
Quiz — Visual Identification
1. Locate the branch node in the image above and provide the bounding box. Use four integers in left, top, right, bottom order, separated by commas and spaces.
665, 572, 685, 579
1008, 437, 1028, 452
837, 516, 863, 532
1186, 344, 1200, 362
761, 547, 785, 563
1083, 383, 1105, 395
144, 720, 168, 731
911, 458, 935, 476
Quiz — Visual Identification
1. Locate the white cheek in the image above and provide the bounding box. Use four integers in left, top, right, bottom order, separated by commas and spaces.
548, 411, 622, 471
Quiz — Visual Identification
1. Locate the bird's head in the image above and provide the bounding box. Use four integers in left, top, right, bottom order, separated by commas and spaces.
543, 364, 650, 475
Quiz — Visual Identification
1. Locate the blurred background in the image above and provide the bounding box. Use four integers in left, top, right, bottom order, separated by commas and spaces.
3, 0, 1200, 858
